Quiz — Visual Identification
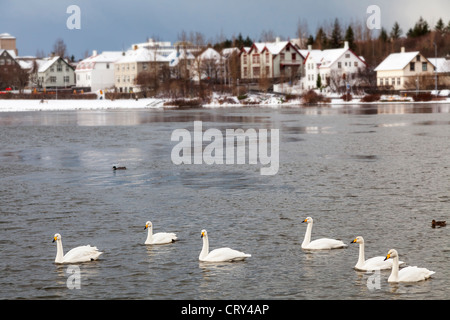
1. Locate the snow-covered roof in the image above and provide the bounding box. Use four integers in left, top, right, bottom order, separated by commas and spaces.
221, 47, 239, 58
115, 48, 168, 64
0, 49, 17, 59
199, 48, 222, 61
374, 51, 420, 71
0, 33, 15, 39
76, 51, 123, 70
37, 56, 60, 73
166, 49, 195, 67
428, 57, 450, 73
250, 41, 297, 56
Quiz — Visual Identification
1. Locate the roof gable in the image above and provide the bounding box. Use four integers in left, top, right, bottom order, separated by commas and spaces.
374, 51, 421, 71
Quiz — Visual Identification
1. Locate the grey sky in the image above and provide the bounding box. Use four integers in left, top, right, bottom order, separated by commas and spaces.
0, 0, 449, 58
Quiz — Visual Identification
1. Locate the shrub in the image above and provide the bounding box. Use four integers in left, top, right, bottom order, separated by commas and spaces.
302, 90, 330, 105
361, 93, 381, 102
412, 92, 432, 101
340, 93, 352, 101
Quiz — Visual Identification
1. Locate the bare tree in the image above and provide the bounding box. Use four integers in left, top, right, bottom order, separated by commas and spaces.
53, 38, 67, 58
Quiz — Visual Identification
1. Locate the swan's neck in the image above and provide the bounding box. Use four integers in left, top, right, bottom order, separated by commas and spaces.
302, 223, 312, 247
55, 240, 64, 263
145, 227, 153, 243
356, 243, 366, 267
199, 236, 209, 260
388, 256, 399, 282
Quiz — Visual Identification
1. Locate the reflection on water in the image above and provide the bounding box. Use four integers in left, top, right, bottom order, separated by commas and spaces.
0, 104, 449, 300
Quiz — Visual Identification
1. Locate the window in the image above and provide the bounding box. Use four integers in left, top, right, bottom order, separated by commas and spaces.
266, 52, 269, 63
397, 78, 401, 85
422, 62, 427, 71
253, 66, 260, 77
106, 63, 110, 69
354, 61, 358, 67
50, 76, 57, 83
280, 53, 285, 61
143, 64, 148, 71
0, 60, 4, 65
66, 66, 69, 72
50, 67, 54, 72
243, 54, 247, 64
252, 54, 260, 64
57, 64, 62, 72
265, 66, 270, 76
117, 76, 120, 83
410, 62, 415, 71
338, 62, 342, 68
416, 55, 420, 62
64, 76, 70, 83
345, 62, 348, 67
391, 78, 395, 85
345, 54, 350, 58
292, 53, 296, 61
243, 67, 248, 77
380, 78, 383, 86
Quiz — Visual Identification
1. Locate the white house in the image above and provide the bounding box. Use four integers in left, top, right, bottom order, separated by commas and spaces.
240, 39, 305, 81
36, 56, 75, 89
75, 50, 123, 92
303, 41, 367, 92
374, 47, 435, 90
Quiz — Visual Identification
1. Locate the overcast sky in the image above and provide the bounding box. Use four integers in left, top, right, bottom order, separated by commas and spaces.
1, 0, 449, 59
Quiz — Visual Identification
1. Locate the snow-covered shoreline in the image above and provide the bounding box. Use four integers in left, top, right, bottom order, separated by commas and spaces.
0, 93, 449, 112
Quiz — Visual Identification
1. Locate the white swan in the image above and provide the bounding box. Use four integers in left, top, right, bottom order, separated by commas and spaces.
351, 236, 404, 271
199, 229, 251, 262
144, 221, 177, 245
301, 217, 347, 250
384, 249, 435, 283
53, 233, 102, 264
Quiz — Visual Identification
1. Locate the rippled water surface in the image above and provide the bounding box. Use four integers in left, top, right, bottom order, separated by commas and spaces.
0, 104, 449, 300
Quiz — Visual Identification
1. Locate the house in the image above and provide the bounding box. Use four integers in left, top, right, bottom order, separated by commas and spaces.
240, 39, 305, 82
303, 41, 367, 92
75, 50, 123, 92
374, 47, 435, 90
0, 49, 24, 89
428, 56, 450, 88
191, 47, 223, 82
166, 48, 195, 79
114, 47, 169, 93
35, 56, 76, 89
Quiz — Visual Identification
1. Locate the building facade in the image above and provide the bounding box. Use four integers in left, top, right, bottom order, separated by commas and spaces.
114, 47, 169, 93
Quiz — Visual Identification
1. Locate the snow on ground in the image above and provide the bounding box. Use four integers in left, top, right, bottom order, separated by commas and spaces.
0, 92, 449, 112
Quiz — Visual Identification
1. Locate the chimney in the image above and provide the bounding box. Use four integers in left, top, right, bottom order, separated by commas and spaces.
275, 37, 280, 43
401, 47, 405, 53
308, 44, 312, 51
92, 50, 97, 56
344, 41, 349, 49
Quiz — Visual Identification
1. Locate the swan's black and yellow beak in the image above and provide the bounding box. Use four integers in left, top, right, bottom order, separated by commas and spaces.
384, 253, 391, 261
351, 238, 357, 244
52, 236, 57, 243
144, 224, 148, 230
201, 231, 205, 238
302, 219, 307, 223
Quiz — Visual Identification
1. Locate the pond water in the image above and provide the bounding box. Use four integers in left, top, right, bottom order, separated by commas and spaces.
0, 103, 448, 301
